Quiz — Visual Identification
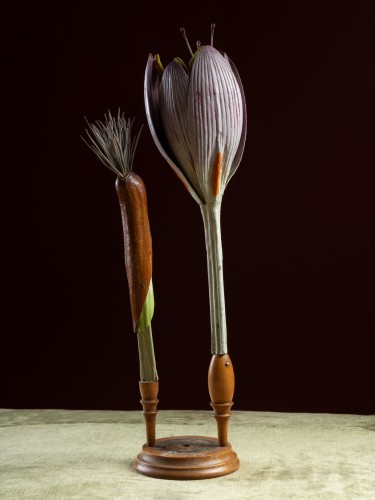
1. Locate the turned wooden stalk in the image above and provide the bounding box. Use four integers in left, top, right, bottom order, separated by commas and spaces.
208, 354, 235, 446
139, 381, 159, 447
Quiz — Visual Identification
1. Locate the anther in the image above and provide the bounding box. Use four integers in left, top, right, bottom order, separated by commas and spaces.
180, 27, 194, 57
196, 40, 201, 49
210, 23, 216, 46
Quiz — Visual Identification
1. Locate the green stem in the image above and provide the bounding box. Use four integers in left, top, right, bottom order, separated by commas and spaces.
200, 199, 228, 355
137, 325, 158, 382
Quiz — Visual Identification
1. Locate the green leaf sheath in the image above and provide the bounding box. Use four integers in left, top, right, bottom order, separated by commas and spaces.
137, 280, 155, 334
137, 324, 158, 382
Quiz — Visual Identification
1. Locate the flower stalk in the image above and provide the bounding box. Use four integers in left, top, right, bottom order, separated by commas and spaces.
201, 199, 227, 354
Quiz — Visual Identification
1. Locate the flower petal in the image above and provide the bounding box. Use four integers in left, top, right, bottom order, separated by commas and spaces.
160, 61, 205, 201
223, 53, 247, 185
188, 46, 243, 199
144, 54, 203, 204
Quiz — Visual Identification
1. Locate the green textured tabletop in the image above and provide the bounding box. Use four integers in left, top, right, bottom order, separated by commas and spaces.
0, 409, 374, 499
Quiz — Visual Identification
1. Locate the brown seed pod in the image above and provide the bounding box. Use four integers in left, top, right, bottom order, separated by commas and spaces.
116, 173, 152, 332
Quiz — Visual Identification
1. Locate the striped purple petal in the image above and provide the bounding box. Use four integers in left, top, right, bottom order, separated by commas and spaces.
188, 46, 243, 200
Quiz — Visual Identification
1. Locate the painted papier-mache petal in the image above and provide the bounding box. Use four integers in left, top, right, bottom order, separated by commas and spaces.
144, 54, 203, 204
188, 46, 243, 201
160, 61, 205, 201
224, 53, 247, 184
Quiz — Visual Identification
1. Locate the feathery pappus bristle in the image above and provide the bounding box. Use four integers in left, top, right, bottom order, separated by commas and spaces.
82, 109, 143, 177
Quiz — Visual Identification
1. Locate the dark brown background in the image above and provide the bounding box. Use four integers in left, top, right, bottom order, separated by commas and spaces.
2, 1, 374, 413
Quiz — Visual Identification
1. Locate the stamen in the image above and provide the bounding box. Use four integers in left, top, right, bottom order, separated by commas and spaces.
210, 23, 216, 46
180, 27, 194, 57
196, 40, 201, 49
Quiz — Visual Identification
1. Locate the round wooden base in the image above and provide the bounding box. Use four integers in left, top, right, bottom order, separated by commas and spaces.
134, 436, 240, 480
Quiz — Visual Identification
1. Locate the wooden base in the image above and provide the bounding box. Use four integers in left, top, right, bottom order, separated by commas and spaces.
134, 436, 239, 480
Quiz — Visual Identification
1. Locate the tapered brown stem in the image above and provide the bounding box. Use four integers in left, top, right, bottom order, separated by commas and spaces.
116, 175, 153, 334
208, 354, 235, 446
139, 381, 159, 447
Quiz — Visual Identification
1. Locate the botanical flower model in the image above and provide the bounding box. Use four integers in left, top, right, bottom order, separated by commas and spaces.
83, 111, 158, 382
145, 25, 247, 355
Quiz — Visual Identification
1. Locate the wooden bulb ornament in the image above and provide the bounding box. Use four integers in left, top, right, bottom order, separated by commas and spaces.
208, 354, 235, 447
